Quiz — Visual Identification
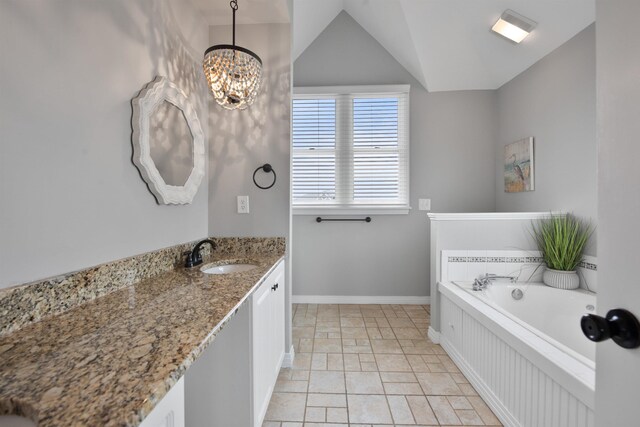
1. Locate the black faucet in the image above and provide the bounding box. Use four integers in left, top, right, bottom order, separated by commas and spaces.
185, 239, 216, 268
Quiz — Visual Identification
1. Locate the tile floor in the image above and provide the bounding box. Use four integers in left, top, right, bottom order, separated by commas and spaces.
263, 304, 502, 427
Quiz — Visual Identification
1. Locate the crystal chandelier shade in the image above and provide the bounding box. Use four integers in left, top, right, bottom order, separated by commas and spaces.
203, 0, 263, 110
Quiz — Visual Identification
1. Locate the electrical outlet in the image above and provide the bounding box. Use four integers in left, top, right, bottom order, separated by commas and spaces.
419, 198, 431, 211
237, 196, 250, 214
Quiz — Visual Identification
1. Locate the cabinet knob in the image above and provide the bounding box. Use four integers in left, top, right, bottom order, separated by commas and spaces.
271, 285, 277, 291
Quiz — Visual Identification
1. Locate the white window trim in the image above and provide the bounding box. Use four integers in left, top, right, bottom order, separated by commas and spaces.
292, 85, 411, 216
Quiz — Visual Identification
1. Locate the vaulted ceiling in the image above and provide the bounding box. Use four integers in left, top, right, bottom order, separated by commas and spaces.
189, 0, 595, 92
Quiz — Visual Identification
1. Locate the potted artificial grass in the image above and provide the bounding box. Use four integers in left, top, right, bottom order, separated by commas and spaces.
532, 214, 593, 290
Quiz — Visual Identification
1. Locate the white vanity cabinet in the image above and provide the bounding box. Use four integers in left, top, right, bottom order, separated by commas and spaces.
183, 259, 286, 427
252, 260, 285, 427
140, 377, 185, 427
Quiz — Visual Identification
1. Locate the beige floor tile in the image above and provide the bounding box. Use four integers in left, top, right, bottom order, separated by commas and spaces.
299, 338, 314, 353
388, 318, 415, 328
308, 370, 346, 393
374, 354, 413, 372
293, 326, 316, 339
383, 382, 424, 395
380, 328, 396, 339
311, 353, 328, 370
448, 396, 473, 410
415, 372, 463, 395
293, 353, 312, 370
326, 407, 348, 423
343, 344, 373, 354
265, 392, 307, 422
269, 305, 495, 427
313, 338, 342, 353
343, 353, 361, 371
341, 338, 356, 346
406, 395, 438, 425
375, 317, 391, 328
427, 396, 462, 425
341, 317, 365, 327
327, 353, 344, 370
275, 379, 308, 393
467, 396, 501, 425
303, 423, 348, 427
370, 339, 404, 354
305, 407, 326, 422
427, 362, 447, 373
306, 393, 347, 407
459, 383, 479, 396
380, 372, 417, 383
316, 324, 340, 333
291, 370, 310, 381
393, 327, 425, 340
367, 327, 383, 339
345, 371, 384, 394
456, 409, 484, 425
347, 394, 393, 424
387, 395, 416, 424
360, 362, 378, 371
342, 327, 369, 338
450, 373, 469, 384
359, 353, 375, 363
406, 354, 430, 372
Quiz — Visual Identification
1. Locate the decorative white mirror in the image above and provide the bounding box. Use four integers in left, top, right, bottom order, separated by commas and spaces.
132, 76, 205, 205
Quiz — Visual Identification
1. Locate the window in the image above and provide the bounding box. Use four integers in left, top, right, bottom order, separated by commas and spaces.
292, 85, 410, 214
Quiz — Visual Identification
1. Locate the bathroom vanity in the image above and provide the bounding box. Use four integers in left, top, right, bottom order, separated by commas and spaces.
0, 238, 287, 427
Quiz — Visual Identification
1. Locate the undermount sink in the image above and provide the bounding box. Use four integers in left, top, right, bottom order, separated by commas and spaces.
0, 416, 37, 427
201, 264, 258, 275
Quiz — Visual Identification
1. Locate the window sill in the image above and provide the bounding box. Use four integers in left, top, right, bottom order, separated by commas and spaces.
293, 206, 412, 216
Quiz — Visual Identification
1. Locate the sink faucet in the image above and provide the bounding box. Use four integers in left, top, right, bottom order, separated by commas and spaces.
472, 273, 517, 291
185, 239, 216, 268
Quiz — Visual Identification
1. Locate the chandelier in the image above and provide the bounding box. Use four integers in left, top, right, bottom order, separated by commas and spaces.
203, 0, 263, 110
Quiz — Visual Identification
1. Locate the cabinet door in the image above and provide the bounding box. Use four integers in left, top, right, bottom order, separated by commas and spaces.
270, 263, 285, 384
140, 377, 185, 427
252, 277, 274, 426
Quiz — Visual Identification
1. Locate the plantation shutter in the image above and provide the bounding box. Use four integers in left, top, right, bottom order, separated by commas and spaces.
293, 86, 410, 210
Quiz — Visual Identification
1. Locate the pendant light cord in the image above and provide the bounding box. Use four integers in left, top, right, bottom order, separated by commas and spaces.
230, 0, 238, 48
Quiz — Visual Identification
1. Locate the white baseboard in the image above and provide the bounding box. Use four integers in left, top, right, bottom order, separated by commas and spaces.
427, 326, 440, 344
292, 295, 431, 305
281, 345, 295, 368
440, 337, 517, 427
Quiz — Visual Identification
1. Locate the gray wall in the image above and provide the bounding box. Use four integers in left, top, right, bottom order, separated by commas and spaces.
292, 12, 497, 297
207, 23, 291, 239
595, 1, 640, 425
0, 0, 209, 289
207, 23, 292, 349
495, 25, 596, 227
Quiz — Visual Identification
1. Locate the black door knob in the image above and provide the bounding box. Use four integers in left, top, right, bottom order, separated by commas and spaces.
581, 309, 640, 349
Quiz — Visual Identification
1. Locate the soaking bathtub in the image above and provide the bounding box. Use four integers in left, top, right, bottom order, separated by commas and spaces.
438, 280, 595, 427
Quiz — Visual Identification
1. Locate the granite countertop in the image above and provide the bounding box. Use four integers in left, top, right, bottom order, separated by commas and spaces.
0, 251, 285, 426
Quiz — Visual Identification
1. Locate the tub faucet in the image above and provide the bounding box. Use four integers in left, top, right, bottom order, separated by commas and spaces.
472, 273, 517, 291
185, 239, 216, 268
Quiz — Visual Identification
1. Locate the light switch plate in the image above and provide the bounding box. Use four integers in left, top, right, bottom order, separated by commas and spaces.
237, 196, 249, 214
419, 198, 431, 211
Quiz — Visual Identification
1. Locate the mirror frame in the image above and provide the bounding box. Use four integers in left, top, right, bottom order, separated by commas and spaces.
132, 76, 205, 205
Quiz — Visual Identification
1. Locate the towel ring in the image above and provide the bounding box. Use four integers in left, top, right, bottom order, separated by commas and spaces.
253, 163, 276, 190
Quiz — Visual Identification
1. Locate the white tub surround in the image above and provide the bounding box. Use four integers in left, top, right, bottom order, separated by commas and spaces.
440, 281, 594, 427
428, 212, 567, 340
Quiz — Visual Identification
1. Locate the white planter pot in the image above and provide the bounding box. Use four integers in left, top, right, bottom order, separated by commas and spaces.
543, 268, 580, 290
